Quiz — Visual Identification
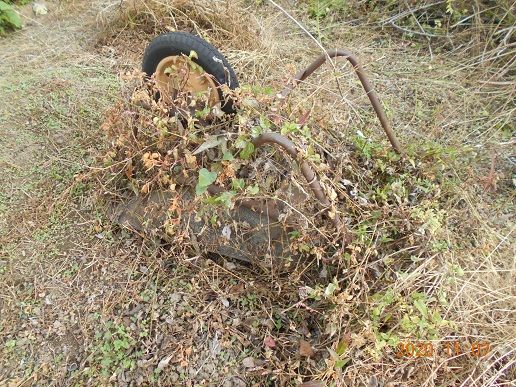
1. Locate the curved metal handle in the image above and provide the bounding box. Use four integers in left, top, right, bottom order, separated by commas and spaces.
279, 49, 402, 155
253, 132, 346, 236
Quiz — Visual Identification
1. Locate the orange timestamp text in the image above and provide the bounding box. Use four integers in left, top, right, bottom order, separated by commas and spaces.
395, 340, 491, 358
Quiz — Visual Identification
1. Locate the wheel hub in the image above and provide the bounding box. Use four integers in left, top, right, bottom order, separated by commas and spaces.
154, 55, 221, 107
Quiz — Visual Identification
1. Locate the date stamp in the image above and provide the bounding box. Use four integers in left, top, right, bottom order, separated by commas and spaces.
395, 340, 491, 358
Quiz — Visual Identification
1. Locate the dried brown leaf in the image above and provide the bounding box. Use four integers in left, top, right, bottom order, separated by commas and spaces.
299, 339, 315, 357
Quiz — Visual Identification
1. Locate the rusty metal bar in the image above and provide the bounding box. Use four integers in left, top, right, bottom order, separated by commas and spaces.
252, 132, 346, 235
279, 49, 402, 155
253, 133, 329, 206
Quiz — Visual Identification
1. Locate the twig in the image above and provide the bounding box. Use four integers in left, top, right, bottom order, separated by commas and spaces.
381, 0, 445, 24
403, 0, 434, 59
390, 20, 447, 38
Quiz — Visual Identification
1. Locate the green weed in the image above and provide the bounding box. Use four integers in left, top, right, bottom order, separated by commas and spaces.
0, 1, 21, 35
92, 322, 138, 377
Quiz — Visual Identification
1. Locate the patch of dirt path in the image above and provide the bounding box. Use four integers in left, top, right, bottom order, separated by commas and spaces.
0, 5, 268, 386
0, 2, 121, 383
0, 1, 116, 230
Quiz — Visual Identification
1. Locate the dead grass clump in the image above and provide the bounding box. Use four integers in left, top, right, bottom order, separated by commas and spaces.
97, 0, 260, 53
301, 0, 515, 65
297, 0, 515, 147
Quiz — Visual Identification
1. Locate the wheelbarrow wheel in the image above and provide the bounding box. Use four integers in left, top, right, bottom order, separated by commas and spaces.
142, 31, 239, 114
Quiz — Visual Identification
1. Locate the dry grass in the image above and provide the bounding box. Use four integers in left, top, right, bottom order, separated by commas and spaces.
0, 0, 514, 386
93, 0, 515, 385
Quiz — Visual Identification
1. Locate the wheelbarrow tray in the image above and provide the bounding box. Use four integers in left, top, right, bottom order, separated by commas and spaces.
111, 189, 289, 263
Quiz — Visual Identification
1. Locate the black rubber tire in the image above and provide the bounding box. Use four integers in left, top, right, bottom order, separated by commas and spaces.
142, 32, 239, 113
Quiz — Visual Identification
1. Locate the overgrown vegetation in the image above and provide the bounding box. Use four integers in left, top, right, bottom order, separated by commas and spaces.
1, 0, 514, 386
90, 0, 515, 384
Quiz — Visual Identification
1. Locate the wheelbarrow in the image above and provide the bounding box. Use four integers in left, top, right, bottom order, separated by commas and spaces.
111, 32, 402, 264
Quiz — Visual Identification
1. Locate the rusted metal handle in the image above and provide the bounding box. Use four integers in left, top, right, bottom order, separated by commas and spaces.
253, 132, 346, 235
253, 133, 329, 206
279, 49, 402, 155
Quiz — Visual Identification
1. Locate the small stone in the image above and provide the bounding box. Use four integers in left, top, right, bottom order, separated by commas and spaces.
33, 2, 48, 16
242, 356, 255, 368
220, 298, 230, 308
157, 354, 173, 371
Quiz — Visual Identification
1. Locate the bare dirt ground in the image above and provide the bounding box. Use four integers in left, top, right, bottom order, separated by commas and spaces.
1, 1, 514, 386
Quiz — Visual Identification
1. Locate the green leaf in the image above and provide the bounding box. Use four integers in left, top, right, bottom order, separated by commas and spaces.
288, 230, 301, 239
306, 145, 320, 162
431, 310, 443, 324
324, 280, 338, 298
401, 314, 414, 332
450, 264, 464, 276
411, 292, 426, 301
194, 106, 211, 119
189, 50, 198, 60
414, 299, 428, 318
214, 191, 235, 208
235, 136, 248, 149
280, 122, 299, 135
259, 116, 271, 130
122, 358, 134, 369
336, 338, 348, 356
9, 12, 21, 28
0, 3, 21, 29
195, 168, 218, 195
0, 1, 11, 11
231, 178, 245, 191
222, 151, 234, 161
246, 184, 259, 195
114, 339, 129, 351
438, 290, 448, 306
251, 125, 263, 137
335, 358, 349, 370
5, 339, 16, 349
239, 142, 254, 160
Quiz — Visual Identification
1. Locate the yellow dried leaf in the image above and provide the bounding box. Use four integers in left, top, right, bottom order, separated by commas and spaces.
141, 182, 151, 194
185, 151, 197, 168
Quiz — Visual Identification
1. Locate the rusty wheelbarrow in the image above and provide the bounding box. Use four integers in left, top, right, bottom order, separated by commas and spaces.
112, 32, 402, 264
